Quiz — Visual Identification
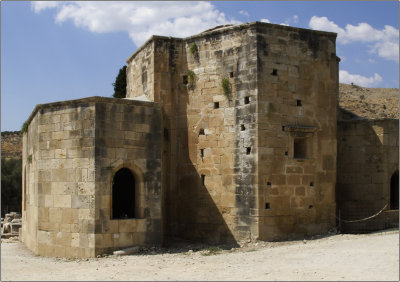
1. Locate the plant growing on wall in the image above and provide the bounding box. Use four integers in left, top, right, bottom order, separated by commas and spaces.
190, 43, 198, 55
187, 70, 196, 89
222, 77, 231, 97
190, 43, 199, 62
21, 121, 29, 133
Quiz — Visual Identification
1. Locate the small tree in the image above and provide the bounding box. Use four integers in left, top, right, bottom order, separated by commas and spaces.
1, 158, 22, 216
112, 65, 127, 98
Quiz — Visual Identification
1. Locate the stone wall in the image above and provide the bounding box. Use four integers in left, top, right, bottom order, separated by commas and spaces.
21, 100, 96, 257
126, 22, 339, 243
337, 119, 399, 233
93, 100, 162, 256
21, 97, 162, 258
256, 24, 338, 240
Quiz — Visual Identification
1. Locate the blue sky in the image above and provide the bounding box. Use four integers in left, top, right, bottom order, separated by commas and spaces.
2, 1, 399, 131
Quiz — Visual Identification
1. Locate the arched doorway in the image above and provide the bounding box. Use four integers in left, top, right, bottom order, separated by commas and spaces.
390, 170, 399, 210
112, 168, 135, 219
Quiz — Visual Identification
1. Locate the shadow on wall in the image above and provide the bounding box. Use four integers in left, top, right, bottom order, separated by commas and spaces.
336, 118, 399, 233
164, 42, 239, 247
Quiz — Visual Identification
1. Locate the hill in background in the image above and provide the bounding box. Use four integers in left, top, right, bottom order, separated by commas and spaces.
339, 83, 399, 119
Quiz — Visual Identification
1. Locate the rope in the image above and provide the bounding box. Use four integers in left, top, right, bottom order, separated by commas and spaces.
337, 204, 388, 223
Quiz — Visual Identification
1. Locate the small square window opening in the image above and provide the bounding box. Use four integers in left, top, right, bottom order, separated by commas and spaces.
183, 75, 188, 85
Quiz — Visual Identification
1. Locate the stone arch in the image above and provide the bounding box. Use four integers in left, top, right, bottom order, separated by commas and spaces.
111, 162, 145, 219
390, 170, 399, 210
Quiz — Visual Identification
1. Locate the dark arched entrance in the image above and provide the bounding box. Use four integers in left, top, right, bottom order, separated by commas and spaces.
112, 168, 135, 219
390, 170, 399, 210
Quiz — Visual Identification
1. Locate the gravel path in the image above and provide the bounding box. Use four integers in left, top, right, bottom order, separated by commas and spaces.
1, 229, 398, 281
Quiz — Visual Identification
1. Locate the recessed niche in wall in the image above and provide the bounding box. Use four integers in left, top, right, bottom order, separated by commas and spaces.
183, 75, 188, 85
267, 182, 271, 187
265, 203, 271, 209
297, 100, 302, 107
271, 69, 278, 76
310, 182, 314, 187
214, 102, 219, 109
199, 128, 205, 135
244, 96, 250, 104
241, 124, 246, 131
229, 71, 234, 78
294, 138, 307, 159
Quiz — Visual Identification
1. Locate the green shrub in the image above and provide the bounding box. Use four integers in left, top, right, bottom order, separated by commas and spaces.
1, 158, 22, 216
222, 78, 231, 96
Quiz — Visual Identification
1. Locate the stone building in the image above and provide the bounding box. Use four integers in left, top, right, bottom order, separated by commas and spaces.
20, 22, 397, 258
336, 111, 399, 233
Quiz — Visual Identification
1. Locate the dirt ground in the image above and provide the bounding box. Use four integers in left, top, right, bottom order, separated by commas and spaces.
1, 229, 399, 281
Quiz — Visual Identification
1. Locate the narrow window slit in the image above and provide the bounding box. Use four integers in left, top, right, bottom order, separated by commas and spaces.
271, 69, 278, 76
201, 175, 205, 186
244, 96, 250, 104
297, 100, 302, 107
183, 75, 188, 85
200, 149, 204, 158
199, 128, 205, 135
241, 124, 246, 131
267, 182, 271, 187
214, 102, 219, 109
246, 147, 251, 155
229, 71, 234, 78
310, 182, 314, 187
265, 203, 270, 209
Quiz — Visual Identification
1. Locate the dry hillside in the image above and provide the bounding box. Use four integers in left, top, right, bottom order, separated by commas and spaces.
1, 132, 22, 160
339, 83, 399, 119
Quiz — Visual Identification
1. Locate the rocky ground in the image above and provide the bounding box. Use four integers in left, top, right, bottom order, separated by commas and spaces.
1, 229, 398, 281
339, 83, 399, 119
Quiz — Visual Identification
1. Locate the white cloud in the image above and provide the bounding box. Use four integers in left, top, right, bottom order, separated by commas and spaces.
31, 1, 239, 46
309, 16, 399, 62
239, 10, 249, 17
260, 18, 270, 23
339, 70, 383, 87
31, 1, 59, 13
281, 15, 299, 26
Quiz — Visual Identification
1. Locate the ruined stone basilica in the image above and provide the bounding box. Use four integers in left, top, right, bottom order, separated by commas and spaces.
21, 22, 398, 258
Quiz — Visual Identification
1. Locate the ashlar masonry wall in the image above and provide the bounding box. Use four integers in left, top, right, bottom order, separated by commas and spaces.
337, 119, 399, 233
21, 97, 162, 258
256, 24, 339, 240
22, 100, 96, 257
126, 22, 339, 243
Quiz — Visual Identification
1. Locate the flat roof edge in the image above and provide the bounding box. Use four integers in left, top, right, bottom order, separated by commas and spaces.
126, 21, 337, 63
24, 96, 161, 131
